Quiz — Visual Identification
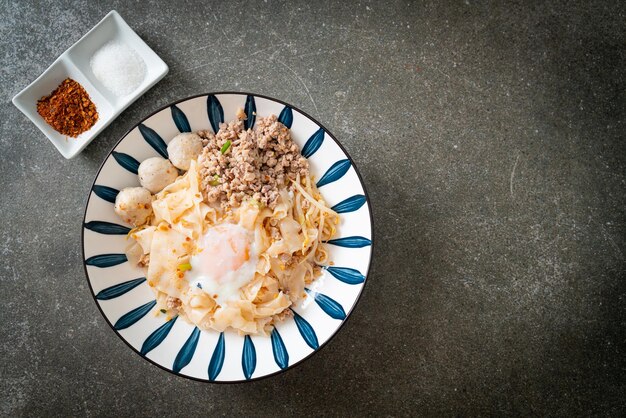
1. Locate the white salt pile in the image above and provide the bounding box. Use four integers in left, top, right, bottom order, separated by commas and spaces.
90, 41, 146, 97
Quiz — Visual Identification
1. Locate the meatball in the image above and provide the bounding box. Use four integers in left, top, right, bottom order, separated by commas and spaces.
138, 157, 178, 193
167, 133, 203, 171
114, 187, 152, 226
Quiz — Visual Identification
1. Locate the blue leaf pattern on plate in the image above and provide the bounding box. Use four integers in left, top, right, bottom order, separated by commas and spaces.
84, 93, 373, 381
85, 253, 127, 268
138, 124, 168, 158
112, 151, 140, 174
271, 328, 289, 369
92, 185, 119, 203
141, 316, 178, 355
307, 289, 346, 320
278, 106, 293, 128
316, 159, 351, 188
301, 128, 324, 158
326, 236, 372, 248
208, 332, 226, 381
292, 310, 319, 349
331, 194, 366, 213
244, 95, 256, 130
172, 327, 201, 373
207, 95, 224, 133
96, 277, 145, 300
171, 105, 191, 132
242, 335, 257, 380
84, 221, 130, 235
325, 266, 365, 284
114, 300, 156, 330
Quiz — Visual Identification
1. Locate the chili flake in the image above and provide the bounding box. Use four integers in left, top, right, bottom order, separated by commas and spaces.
36, 78, 98, 137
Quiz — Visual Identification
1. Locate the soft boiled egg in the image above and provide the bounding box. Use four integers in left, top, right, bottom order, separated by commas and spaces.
187, 222, 258, 306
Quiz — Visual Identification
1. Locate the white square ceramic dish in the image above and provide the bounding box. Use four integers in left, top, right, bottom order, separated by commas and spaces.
12, 10, 168, 159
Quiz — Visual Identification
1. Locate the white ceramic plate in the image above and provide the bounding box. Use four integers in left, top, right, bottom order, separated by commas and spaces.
82, 93, 373, 382
12, 10, 168, 159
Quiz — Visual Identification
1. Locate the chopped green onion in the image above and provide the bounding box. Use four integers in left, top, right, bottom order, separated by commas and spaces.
220, 140, 232, 154
209, 174, 220, 186
160, 309, 167, 314
178, 263, 192, 271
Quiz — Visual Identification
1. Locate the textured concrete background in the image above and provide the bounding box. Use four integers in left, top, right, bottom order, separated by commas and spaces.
1, 0, 624, 416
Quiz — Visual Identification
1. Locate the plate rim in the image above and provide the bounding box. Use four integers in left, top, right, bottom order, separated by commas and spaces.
81, 91, 375, 383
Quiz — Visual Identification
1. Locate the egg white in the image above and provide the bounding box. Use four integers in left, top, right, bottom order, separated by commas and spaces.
187, 223, 258, 306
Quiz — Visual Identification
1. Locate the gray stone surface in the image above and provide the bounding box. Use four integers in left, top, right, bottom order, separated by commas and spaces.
1, 0, 624, 416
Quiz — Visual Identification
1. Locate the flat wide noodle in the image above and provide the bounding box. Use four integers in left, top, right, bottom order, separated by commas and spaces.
126, 149, 340, 335
147, 225, 189, 299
